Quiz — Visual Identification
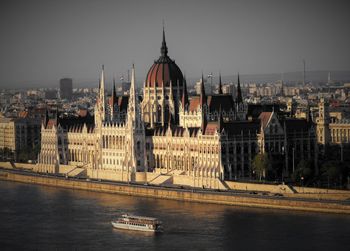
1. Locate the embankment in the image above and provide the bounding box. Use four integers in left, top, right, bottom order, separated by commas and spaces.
0, 170, 349, 214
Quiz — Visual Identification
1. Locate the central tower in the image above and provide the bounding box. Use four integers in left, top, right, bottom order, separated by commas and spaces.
141, 27, 184, 128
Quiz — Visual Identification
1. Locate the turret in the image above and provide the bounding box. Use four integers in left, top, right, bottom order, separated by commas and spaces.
200, 73, 206, 107
236, 73, 242, 104
161, 25, 168, 57
218, 72, 223, 94
181, 75, 189, 110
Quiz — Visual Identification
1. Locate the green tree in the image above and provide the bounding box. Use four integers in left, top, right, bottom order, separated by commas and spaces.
252, 153, 270, 181
321, 161, 345, 188
293, 160, 313, 182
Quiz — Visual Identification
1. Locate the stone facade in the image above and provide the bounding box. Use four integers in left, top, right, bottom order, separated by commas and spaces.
316, 97, 350, 145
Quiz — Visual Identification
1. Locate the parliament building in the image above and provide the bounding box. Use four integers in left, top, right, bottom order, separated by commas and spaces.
36, 29, 317, 188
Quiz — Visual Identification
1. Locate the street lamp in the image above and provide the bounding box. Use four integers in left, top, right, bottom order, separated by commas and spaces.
292, 147, 295, 173
301, 176, 304, 193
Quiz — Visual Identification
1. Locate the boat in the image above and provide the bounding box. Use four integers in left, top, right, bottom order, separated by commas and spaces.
111, 214, 162, 232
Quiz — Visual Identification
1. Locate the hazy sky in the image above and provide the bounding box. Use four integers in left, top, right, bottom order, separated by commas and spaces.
1, 0, 349, 88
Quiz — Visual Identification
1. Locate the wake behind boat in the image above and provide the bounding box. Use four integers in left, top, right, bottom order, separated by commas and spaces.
111, 214, 162, 232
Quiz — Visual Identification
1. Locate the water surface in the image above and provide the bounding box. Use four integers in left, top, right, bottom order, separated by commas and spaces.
0, 181, 349, 250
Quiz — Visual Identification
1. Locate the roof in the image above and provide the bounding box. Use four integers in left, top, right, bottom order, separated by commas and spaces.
247, 104, 281, 119
45, 113, 95, 132
259, 112, 272, 129
284, 118, 311, 132
145, 28, 183, 88
188, 95, 235, 112
145, 57, 183, 88
223, 120, 261, 136
151, 125, 199, 137
189, 96, 200, 112
18, 111, 28, 118
78, 109, 88, 117
204, 122, 219, 135
207, 95, 235, 112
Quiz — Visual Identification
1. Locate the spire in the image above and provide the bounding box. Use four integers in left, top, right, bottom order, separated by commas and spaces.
131, 64, 135, 93
200, 72, 206, 107
112, 77, 117, 105
160, 24, 168, 56
99, 65, 106, 121
236, 73, 243, 104
218, 72, 223, 94
55, 106, 59, 126
218, 104, 224, 132
167, 109, 172, 127
44, 108, 49, 127
130, 64, 136, 114
280, 72, 284, 97
182, 75, 189, 109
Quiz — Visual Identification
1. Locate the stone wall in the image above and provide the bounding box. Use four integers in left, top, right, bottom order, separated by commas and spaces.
1, 161, 349, 200
0, 170, 349, 214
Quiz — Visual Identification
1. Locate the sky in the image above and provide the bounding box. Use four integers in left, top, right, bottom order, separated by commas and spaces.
1, 0, 349, 88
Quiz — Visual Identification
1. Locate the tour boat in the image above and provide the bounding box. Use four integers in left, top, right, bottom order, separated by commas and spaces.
111, 214, 162, 232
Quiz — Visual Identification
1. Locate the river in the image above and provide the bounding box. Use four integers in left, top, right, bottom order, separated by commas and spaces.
0, 181, 349, 250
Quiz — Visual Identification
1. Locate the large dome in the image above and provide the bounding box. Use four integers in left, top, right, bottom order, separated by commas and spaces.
145, 29, 183, 88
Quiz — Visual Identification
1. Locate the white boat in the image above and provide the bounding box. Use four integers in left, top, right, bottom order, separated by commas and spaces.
111, 214, 162, 232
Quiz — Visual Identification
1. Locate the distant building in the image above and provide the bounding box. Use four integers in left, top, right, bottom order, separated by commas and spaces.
0, 117, 41, 161
122, 82, 131, 94
316, 98, 350, 145
45, 90, 57, 99
59, 78, 73, 100
222, 84, 235, 96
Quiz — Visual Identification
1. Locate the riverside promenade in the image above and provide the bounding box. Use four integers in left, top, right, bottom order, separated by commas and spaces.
0, 167, 349, 214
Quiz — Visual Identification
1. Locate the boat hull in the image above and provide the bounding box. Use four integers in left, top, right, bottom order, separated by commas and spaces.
111, 221, 158, 232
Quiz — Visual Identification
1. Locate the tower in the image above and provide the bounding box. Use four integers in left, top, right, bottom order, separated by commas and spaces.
218, 72, 223, 94
280, 72, 285, 97
236, 73, 243, 104
141, 26, 184, 128
235, 73, 246, 120
181, 75, 189, 110
200, 73, 207, 132
316, 98, 330, 145
303, 59, 306, 85
125, 64, 146, 173
59, 78, 73, 100
94, 65, 106, 127
109, 77, 118, 121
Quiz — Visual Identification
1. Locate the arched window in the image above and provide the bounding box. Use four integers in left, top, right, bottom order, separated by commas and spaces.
137, 141, 141, 151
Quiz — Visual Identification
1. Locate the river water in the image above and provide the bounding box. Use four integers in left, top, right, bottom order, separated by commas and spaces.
0, 181, 349, 251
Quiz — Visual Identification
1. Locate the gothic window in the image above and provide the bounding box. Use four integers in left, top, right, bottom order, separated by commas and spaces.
157, 105, 162, 121
137, 141, 141, 151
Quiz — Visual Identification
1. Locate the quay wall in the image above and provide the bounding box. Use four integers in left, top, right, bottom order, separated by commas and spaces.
1, 162, 349, 201
0, 170, 349, 214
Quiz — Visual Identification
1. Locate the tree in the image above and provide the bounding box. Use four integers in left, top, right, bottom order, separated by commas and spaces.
293, 160, 313, 183
321, 161, 345, 188
252, 153, 270, 181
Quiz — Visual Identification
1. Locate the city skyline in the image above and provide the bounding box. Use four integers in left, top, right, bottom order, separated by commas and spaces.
1, 0, 349, 88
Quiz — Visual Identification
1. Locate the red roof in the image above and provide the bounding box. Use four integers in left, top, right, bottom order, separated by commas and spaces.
18, 111, 28, 118
145, 57, 183, 88
204, 122, 219, 135
189, 97, 200, 111
259, 112, 272, 129
78, 109, 88, 117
